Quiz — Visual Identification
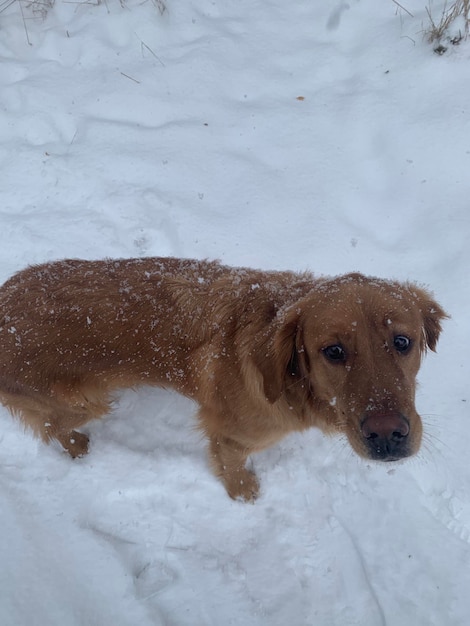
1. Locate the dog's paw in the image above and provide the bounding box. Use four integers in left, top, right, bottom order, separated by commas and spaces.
62, 430, 90, 458
225, 468, 260, 503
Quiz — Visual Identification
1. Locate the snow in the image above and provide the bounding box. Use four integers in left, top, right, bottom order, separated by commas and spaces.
0, 0, 469, 624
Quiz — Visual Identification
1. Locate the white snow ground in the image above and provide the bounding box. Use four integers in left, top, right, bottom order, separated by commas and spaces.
0, 0, 469, 624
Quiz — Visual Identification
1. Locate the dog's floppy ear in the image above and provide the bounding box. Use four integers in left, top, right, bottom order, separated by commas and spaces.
254, 310, 302, 404
411, 285, 448, 352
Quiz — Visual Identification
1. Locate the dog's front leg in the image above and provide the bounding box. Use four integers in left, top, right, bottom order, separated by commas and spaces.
208, 434, 259, 502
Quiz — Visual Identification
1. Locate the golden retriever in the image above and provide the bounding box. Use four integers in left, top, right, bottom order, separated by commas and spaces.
0, 257, 447, 500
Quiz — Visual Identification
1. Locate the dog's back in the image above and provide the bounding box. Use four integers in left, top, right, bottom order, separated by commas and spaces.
1, 259, 195, 398
0, 257, 306, 393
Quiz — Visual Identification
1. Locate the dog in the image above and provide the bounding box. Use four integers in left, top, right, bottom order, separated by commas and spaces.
0, 257, 447, 500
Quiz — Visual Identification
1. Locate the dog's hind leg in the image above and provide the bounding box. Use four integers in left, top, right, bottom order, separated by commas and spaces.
46, 419, 90, 458
14, 405, 91, 457
0, 385, 112, 458
43, 383, 113, 457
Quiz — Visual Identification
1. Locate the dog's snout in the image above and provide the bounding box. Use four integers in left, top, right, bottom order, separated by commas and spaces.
361, 413, 410, 460
361, 413, 409, 439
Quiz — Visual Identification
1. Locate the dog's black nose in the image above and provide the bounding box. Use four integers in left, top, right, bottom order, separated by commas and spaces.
361, 413, 410, 460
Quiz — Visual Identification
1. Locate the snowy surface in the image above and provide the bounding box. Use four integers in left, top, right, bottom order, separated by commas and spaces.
0, 1, 469, 624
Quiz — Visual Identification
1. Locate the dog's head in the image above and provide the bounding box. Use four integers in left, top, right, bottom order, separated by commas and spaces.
256, 273, 447, 462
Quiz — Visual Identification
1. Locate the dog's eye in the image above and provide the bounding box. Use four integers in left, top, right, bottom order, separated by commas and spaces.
322, 344, 346, 362
393, 335, 412, 353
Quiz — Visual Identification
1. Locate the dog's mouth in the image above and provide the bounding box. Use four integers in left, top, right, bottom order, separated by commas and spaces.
364, 447, 412, 462
353, 435, 415, 462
